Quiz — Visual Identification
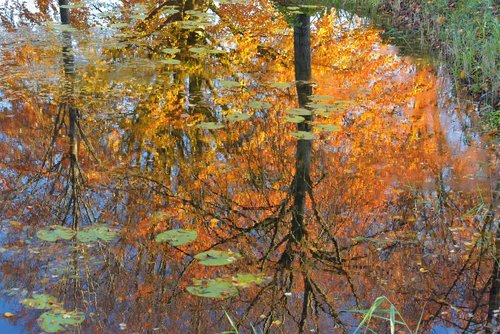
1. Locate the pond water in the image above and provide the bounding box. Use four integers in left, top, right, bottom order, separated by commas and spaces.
0, 0, 497, 333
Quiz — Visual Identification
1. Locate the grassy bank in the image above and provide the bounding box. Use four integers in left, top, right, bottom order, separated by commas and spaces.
329, 0, 498, 131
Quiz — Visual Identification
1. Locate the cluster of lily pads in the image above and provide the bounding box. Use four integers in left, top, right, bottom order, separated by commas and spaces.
197, 90, 347, 139
22, 293, 85, 333
36, 225, 118, 243
155, 228, 268, 299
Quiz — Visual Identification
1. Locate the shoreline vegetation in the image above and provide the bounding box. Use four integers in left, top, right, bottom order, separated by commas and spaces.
278, 0, 499, 134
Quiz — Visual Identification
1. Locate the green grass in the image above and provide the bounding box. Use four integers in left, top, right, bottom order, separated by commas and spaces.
220, 310, 261, 334
344, 296, 424, 334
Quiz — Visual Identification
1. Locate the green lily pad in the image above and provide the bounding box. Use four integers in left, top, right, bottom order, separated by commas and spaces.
268, 82, 292, 89
76, 225, 117, 243
315, 124, 340, 132
39, 311, 85, 333
290, 131, 314, 140
208, 49, 226, 54
189, 47, 207, 54
248, 101, 272, 109
194, 250, 241, 266
159, 59, 181, 65
287, 108, 312, 116
284, 115, 305, 123
227, 113, 251, 121
155, 229, 198, 246
161, 48, 180, 54
232, 273, 267, 288
110, 23, 129, 28
163, 8, 179, 15
197, 122, 224, 130
22, 294, 59, 310
186, 279, 238, 299
220, 80, 240, 88
37, 226, 75, 242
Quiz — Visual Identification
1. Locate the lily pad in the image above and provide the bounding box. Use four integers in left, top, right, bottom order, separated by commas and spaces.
284, 115, 305, 123
189, 47, 207, 54
194, 250, 241, 266
76, 225, 117, 243
268, 82, 293, 89
155, 229, 198, 246
110, 23, 129, 28
315, 124, 340, 132
197, 122, 224, 130
227, 113, 251, 121
220, 80, 240, 88
290, 131, 314, 140
22, 294, 59, 310
37, 226, 75, 242
309, 95, 332, 101
208, 49, 226, 54
161, 48, 180, 54
286, 108, 312, 116
39, 311, 85, 333
248, 101, 272, 109
186, 279, 238, 299
159, 59, 181, 65
232, 273, 267, 288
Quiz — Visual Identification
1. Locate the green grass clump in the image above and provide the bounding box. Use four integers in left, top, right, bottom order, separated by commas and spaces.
344, 295, 424, 334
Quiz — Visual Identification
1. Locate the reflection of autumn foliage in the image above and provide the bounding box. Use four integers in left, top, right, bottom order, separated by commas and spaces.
0, 0, 495, 333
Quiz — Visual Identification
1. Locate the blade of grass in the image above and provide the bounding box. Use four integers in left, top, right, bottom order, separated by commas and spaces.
389, 304, 395, 334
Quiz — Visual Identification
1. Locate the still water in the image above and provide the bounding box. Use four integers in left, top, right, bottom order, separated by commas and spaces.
0, 0, 497, 333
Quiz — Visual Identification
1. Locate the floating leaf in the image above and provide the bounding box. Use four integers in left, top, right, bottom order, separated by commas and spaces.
37, 226, 75, 242
155, 229, 198, 246
220, 80, 240, 88
197, 122, 224, 130
268, 82, 292, 89
110, 23, 129, 28
161, 48, 180, 54
232, 274, 267, 288
306, 102, 337, 110
309, 95, 332, 101
286, 108, 312, 116
248, 101, 272, 109
186, 279, 238, 298
163, 8, 179, 15
284, 115, 305, 123
22, 294, 59, 310
189, 47, 207, 54
76, 225, 117, 243
333, 100, 355, 105
194, 250, 241, 266
159, 59, 181, 65
290, 131, 314, 140
315, 124, 340, 132
52, 24, 77, 32
208, 49, 226, 54
227, 113, 251, 121
39, 311, 85, 333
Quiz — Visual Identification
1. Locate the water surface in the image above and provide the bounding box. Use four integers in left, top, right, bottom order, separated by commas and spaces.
0, 0, 497, 333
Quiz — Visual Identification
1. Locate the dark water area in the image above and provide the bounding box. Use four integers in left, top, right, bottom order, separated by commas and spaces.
0, 0, 497, 333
